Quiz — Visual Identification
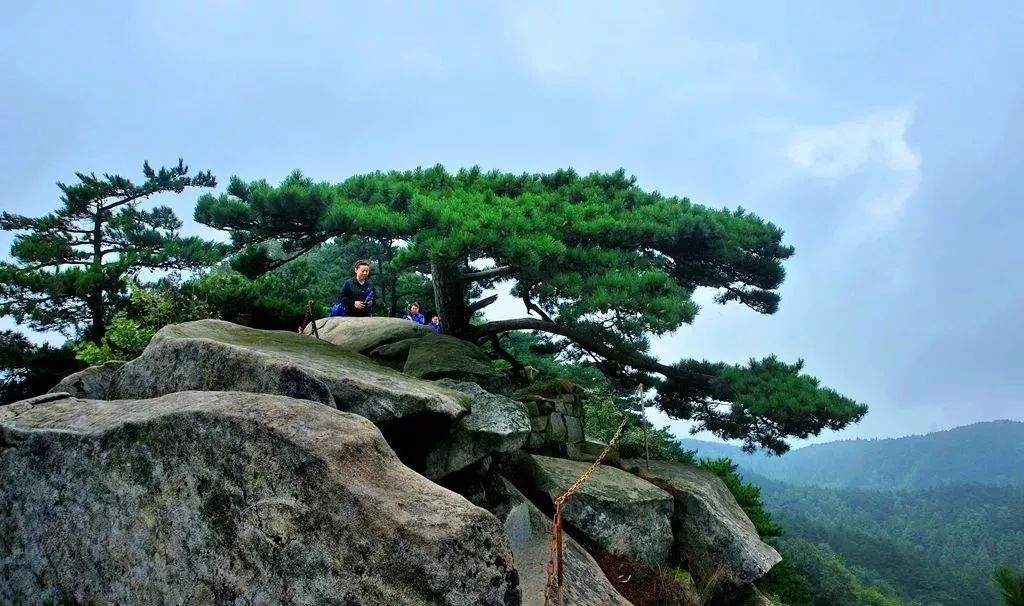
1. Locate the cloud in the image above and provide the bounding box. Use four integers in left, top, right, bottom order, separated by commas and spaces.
786, 109, 921, 231
786, 109, 919, 178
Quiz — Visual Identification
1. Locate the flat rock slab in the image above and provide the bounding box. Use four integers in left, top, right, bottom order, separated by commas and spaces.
506, 454, 675, 566
304, 317, 435, 354
53, 320, 467, 427
622, 459, 782, 587
491, 477, 633, 606
0, 391, 519, 605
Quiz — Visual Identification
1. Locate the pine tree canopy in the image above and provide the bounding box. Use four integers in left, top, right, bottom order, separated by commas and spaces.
0, 160, 229, 342
195, 165, 868, 453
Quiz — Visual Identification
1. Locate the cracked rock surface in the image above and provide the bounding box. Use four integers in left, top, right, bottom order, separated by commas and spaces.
0, 391, 520, 606
52, 320, 468, 426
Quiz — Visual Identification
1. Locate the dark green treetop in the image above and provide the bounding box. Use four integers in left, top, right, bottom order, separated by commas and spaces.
0, 160, 228, 342
195, 165, 867, 453
994, 565, 1024, 606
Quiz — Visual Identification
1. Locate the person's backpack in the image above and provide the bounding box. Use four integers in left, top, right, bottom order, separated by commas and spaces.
329, 302, 347, 317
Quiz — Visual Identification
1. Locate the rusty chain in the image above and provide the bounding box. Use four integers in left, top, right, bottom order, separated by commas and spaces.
543, 410, 631, 605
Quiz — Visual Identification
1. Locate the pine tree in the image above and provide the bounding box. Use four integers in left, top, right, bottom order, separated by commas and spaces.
195, 166, 868, 453
994, 565, 1024, 606
0, 160, 228, 342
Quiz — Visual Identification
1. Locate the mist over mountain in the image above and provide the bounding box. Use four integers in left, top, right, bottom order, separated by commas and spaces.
684, 420, 1024, 490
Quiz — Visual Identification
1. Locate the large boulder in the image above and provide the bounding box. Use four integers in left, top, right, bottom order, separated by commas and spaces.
503, 454, 675, 566
0, 391, 519, 605
398, 335, 509, 394
490, 476, 633, 606
52, 320, 467, 427
304, 316, 435, 354
622, 459, 782, 587
423, 380, 530, 479
52, 360, 123, 400
307, 317, 509, 393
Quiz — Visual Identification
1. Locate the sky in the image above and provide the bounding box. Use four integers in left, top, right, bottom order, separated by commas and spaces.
2, 1, 1022, 446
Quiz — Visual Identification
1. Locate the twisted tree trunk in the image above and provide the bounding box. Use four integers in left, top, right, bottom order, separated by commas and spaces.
430, 259, 470, 338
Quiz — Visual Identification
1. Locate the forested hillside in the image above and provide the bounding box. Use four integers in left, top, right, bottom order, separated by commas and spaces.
685, 420, 1024, 490
755, 474, 1024, 604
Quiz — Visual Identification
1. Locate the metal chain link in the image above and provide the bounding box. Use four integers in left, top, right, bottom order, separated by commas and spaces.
543, 406, 632, 605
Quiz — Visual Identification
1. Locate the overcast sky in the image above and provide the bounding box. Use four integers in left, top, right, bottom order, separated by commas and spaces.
2, 1, 1021, 445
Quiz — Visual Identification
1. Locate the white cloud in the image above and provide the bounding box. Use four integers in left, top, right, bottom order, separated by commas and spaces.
786, 109, 921, 231
786, 109, 919, 178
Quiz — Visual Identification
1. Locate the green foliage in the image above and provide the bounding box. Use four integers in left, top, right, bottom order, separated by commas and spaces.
195, 165, 867, 453
74, 280, 213, 364
697, 458, 782, 538
500, 330, 695, 463
658, 356, 863, 454
0, 160, 226, 342
184, 269, 313, 332
993, 565, 1024, 606
0, 331, 85, 404
582, 387, 696, 464
763, 538, 908, 606
499, 331, 610, 391
761, 556, 815, 606
755, 474, 1024, 604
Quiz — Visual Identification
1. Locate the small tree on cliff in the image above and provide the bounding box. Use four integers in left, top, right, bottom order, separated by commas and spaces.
195, 166, 867, 453
0, 160, 228, 342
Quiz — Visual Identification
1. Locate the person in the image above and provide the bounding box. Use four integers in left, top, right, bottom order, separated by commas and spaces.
335, 259, 375, 317
403, 303, 426, 325
429, 314, 443, 334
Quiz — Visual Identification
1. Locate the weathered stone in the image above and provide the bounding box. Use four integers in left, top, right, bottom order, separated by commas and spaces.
57, 320, 468, 428
504, 454, 674, 565
423, 381, 530, 479
0, 402, 32, 423
622, 459, 782, 587
530, 415, 549, 432
524, 401, 540, 417
547, 412, 567, 441
554, 399, 573, 415
0, 391, 519, 605
51, 361, 123, 399
528, 431, 546, 449
568, 438, 621, 466
303, 316, 434, 354
307, 318, 509, 392
565, 416, 584, 443
402, 335, 508, 394
365, 339, 415, 371
489, 477, 632, 606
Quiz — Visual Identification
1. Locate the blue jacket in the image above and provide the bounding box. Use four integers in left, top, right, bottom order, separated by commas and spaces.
404, 312, 426, 324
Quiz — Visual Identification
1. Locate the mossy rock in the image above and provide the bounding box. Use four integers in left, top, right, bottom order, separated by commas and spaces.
402, 334, 509, 394
518, 378, 577, 397
303, 317, 435, 355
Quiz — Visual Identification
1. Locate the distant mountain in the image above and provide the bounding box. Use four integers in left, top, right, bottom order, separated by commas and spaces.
683, 419, 1024, 490
752, 474, 1024, 605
